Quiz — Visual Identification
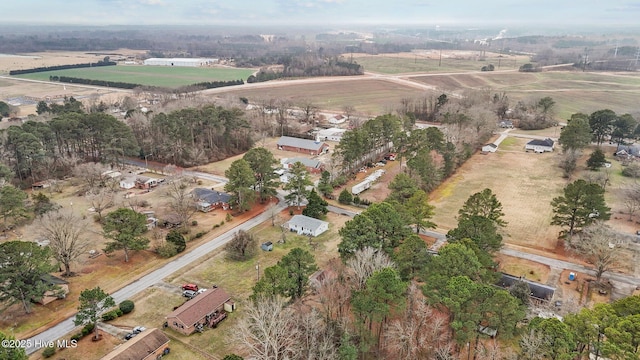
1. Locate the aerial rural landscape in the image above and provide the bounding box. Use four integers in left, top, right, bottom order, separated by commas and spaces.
2, 2, 640, 360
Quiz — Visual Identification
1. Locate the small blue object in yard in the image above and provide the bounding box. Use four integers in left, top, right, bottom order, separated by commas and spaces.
569, 272, 576, 281
261, 242, 273, 251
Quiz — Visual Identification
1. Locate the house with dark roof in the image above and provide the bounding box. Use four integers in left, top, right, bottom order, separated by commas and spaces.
37, 274, 69, 305
282, 157, 324, 174
277, 136, 329, 155
166, 287, 235, 336
286, 215, 329, 237
497, 273, 556, 303
192, 188, 232, 212
525, 138, 555, 153
102, 328, 170, 360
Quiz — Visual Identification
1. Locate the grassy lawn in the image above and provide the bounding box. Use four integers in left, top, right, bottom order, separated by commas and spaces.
496, 254, 551, 283
114, 211, 349, 358
13, 65, 256, 88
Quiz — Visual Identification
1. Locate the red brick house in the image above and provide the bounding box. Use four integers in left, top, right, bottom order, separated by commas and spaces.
277, 136, 329, 155
166, 287, 236, 336
102, 328, 170, 360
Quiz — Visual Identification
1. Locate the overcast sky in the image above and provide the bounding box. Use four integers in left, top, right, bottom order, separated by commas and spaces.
3, 0, 640, 27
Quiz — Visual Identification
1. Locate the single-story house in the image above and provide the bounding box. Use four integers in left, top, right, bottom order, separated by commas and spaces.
286, 215, 329, 237
615, 145, 640, 157
328, 114, 346, 124
37, 274, 69, 305
101, 170, 122, 179
166, 287, 235, 336
499, 120, 514, 129
525, 138, 555, 153
135, 176, 160, 189
31, 179, 56, 190
316, 128, 347, 142
497, 273, 556, 303
482, 143, 498, 153
282, 157, 324, 174
277, 136, 329, 155
119, 175, 137, 190
102, 328, 170, 360
192, 188, 231, 212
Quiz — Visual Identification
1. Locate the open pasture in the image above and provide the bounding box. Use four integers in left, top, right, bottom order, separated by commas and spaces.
13, 65, 256, 88
429, 137, 568, 251
219, 78, 427, 115
412, 70, 640, 119
350, 51, 530, 74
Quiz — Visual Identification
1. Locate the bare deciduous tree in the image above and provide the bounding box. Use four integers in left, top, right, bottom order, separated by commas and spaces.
238, 296, 299, 360
346, 247, 395, 290
88, 187, 115, 220
73, 162, 107, 191
40, 209, 89, 276
566, 221, 631, 282
163, 177, 197, 228
293, 306, 339, 360
316, 258, 352, 321
519, 329, 546, 360
224, 230, 257, 261
384, 284, 449, 359
623, 182, 640, 220
559, 150, 579, 179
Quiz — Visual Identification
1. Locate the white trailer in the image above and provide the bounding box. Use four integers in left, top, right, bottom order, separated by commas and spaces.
351, 180, 372, 195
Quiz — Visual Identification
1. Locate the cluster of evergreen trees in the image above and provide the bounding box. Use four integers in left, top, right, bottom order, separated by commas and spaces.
1, 98, 253, 185
52, 76, 141, 89
247, 55, 363, 83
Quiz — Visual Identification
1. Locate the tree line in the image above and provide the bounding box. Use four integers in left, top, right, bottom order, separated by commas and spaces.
48, 76, 245, 91
9, 60, 116, 75
247, 55, 364, 83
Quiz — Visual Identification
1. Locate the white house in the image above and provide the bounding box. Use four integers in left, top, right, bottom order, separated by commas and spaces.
287, 215, 329, 237
482, 143, 498, 153
328, 115, 346, 124
119, 175, 137, 189
525, 138, 555, 153
316, 128, 347, 142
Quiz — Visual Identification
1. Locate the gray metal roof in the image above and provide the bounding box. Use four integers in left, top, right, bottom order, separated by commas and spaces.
283, 157, 321, 168
277, 136, 327, 151
288, 215, 328, 232
498, 273, 555, 301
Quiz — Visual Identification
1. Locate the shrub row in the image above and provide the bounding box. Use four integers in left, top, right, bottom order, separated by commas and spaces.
191, 79, 244, 89
55, 76, 141, 89
9, 61, 116, 75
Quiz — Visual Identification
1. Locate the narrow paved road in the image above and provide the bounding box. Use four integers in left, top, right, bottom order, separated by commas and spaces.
24, 190, 286, 355
325, 204, 640, 287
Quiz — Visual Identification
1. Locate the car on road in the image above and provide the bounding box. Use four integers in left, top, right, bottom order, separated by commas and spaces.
124, 332, 137, 340
183, 290, 197, 298
132, 326, 146, 334
182, 283, 198, 291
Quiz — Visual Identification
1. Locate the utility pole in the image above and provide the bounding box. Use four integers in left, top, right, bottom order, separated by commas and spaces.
439, 48, 442, 67
583, 47, 589, 72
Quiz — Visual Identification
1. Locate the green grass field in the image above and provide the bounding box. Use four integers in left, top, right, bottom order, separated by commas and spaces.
13, 65, 256, 88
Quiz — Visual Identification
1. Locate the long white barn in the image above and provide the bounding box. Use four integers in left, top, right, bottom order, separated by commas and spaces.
143, 58, 218, 67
